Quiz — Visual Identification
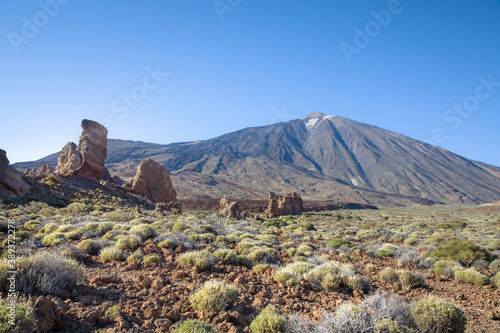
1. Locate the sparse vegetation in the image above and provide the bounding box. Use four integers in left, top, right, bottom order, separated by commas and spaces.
189, 280, 237, 312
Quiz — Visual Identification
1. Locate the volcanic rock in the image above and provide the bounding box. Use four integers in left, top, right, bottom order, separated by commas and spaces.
73, 119, 108, 183
131, 158, 177, 203
219, 198, 241, 218
56, 142, 82, 175
0, 149, 30, 201
264, 192, 303, 218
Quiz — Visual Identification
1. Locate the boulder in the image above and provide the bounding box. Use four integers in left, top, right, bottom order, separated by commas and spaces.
219, 198, 241, 218
131, 158, 177, 203
33, 296, 67, 331
73, 119, 108, 183
0, 149, 30, 201
264, 192, 303, 218
56, 142, 82, 175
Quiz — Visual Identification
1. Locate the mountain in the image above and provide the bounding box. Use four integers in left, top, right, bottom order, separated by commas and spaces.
13, 113, 500, 205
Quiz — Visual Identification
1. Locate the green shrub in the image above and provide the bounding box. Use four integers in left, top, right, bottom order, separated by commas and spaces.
286, 262, 315, 275
65, 202, 87, 214
365, 263, 376, 273
431, 239, 489, 265
173, 320, 215, 333
0, 297, 36, 333
273, 269, 299, 286
158, 239, 176, 249
326, 238, 354, 248
100, 247, 124, 263
180, 251, 213, 270
104, 305, 120, 319
116, 235, 139, 250
396, 270, 422, 291
489, 259, 500, 273
237, 255, 253, 267
322, 273, 343, 291
432, 260, 461, 275
143, 255, 161, 265
214, 249, 238, 264
23, 220, 40, 231
253, 264, 270, 275
250, 305, 286, 333
77, 239, 98, 254
126, 253, 144, 263
130, 224, 155, 240
411, 297, 466, 333
42, 233, 67, 246
97, 222, 115, 235
189, 280, 237, 312
453, 268, 490, 286
379, 267, 399, 285
172, 222, 186, 232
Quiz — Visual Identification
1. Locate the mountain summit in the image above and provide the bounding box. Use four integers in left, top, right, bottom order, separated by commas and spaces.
14, 114, 500, 205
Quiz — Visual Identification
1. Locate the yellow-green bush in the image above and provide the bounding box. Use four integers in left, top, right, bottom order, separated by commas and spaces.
189, 280, 237, 312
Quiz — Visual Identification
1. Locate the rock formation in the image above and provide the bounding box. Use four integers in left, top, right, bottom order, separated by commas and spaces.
26, 163, 54, 178
131, 158, 177, 203
72, 120, 108, 183
55, 120, 110, 184
264, 192, 303, 218
0, 149, 30, 201
219, 198, 241, 218
55, 142, 82, 175
154, 201, 183, 215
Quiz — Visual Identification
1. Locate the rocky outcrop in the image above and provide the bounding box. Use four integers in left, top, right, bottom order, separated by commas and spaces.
131, 159, 177, 203
0, 149, 30, 201
56, 142, 82, 175
26, 163, 54, 178
264, 192, 303, 218
219, 198, 241, 218
73, 120, 108, 183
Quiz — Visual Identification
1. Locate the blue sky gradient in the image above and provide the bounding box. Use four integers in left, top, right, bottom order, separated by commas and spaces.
0, 0, 499, 166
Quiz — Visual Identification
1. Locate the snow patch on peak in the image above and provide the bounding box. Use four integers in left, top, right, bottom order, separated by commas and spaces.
305, 118, 320, 129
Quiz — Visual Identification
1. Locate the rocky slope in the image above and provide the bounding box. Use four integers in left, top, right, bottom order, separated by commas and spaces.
13, 113, 500, 205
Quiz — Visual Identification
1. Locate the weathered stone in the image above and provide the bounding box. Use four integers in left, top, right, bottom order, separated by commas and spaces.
219, 198, 241, 218
33, 296, 68, 331
56, 142, 83, 175
131, 158, 177, 203
0, 149, 30, 200
73, 120, 108, 183
264, 192, 303, 218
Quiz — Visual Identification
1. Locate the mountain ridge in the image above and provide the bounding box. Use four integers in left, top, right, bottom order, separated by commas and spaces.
13, 113, 500, 205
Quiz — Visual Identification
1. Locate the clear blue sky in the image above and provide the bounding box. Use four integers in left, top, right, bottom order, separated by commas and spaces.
1, 0, 499, 166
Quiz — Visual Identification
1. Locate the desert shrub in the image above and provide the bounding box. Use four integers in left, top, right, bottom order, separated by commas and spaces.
64, 230, 82, 240
77, 239, 99, 254
363, 292, 415, 328
411, 296, 466, 333
158, 239, 176, 249
199, 233, 215, 243
160, 232, 197, 250
23, 220, 40, 231
214, 249, 238, 264
284, 313, 314, 333
130, 224, 155, 240
189, 280, 237, 312
40, 222, 57, 234
489, 259, 500, 273
273, 269, 300, 286
180, 251, 214, 270
494, 272, 500, 287
126, 253, 144, 263
250, 305, 286, 333
374, 319, 418, 333
2, 252, 82, 295
253, 264, 270, 275
172, 222, 187, 232
301, 222, 316, 230
97, 222, 115, 235
42, 233, 67, 246
295, 244, 314, 257
431, 239, 489, 265
379, 267, 399, 285
116, 235, 140, 250
365, 263, 376, 273
327, 303, 373, 333
143, 255, 161, 265
173, 320, 215, 333
376, 244, 398, 257
453, 267, 490, 286
100, 247, 124, 263
104, 305, 120, 319
432, 260, 461, 275
322, 273, 343, 291
286, 262, 315, 275
326, 238, 354, 249
237, 255, 253, 267
396, 270, 423, 291
65, 202, 87, 215
0, 297, 36, 333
